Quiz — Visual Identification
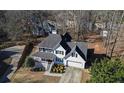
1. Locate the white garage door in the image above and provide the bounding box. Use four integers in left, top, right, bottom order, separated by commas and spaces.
67, 60, 84, 68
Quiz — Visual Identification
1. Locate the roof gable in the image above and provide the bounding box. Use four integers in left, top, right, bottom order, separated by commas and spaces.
76, 46, 87, 61
64, 42, 87, 60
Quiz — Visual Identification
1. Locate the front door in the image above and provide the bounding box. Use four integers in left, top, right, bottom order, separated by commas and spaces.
55, 57, 63, 64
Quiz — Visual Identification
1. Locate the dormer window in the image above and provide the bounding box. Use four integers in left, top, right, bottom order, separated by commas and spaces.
72, 52, 78, 57
76, 54, 78, 57
72, 52, 75, 57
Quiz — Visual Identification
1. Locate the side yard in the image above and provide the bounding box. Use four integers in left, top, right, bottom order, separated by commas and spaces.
11, 68, 91, 83
11, 68, 60, 83
59, 67, 90, 83
81, 69, 91, 83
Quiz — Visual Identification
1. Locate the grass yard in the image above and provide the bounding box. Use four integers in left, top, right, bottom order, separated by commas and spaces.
11, 68, 60, 83
81, 69, 91, 83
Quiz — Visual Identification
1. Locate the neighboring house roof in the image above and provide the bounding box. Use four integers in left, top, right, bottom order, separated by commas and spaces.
32, 52, 56, 61
38, 34, 62, 49
64, 42, 87, 60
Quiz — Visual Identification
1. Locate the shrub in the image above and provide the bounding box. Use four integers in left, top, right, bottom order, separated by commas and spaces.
25, 57, 35, 67
89, 58, 124, 83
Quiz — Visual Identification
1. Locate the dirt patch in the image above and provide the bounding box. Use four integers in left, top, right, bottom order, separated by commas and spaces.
84, 34, 106, 54
88, 42, 106, 54
11, 68, 60, 83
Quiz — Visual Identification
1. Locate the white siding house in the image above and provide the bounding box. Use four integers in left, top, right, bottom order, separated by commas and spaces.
54, 45, 66, 58
64, 51, 86, 69
32, 34, 87, 71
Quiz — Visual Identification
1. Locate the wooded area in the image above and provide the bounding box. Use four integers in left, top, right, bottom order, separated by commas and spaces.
1, 10, 124, 83
0, 10, 124, 57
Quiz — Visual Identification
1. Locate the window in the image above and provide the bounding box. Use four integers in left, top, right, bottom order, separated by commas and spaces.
42, 59, 46, 61
71, 52, 78, 57
43, 48, 45, 52
40, 48, 53, 53
56, 50, 64, 55
56, 51, 58, 54
61, 51, 64, 55
72, 53, 75, 57
76, 54, 78, 57
39, 48, 43, 52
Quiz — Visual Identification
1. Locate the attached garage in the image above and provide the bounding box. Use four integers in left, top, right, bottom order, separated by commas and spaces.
64, 50, 86, 69
67, 60, 85, 69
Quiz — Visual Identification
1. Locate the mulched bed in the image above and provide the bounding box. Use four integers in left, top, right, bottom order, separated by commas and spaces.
51, 64, 66, 73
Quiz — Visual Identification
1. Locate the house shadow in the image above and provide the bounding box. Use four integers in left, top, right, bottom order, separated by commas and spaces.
62, 32, 72, 42
0, 51, 18, 83
85, 48, 110, 68
0, 61, 14, 83
0, 51, 18, 60
1, 65, 14, 83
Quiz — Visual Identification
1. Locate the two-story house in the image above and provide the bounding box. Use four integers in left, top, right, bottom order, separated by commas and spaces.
32, 33, 87, 71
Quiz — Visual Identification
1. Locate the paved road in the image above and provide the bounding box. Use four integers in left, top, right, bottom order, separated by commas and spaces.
0, 46, 24, 60
0, 54, 21, 82
59, 67, 82, 83
0, 46, 24, 82
0, 65, 13, 82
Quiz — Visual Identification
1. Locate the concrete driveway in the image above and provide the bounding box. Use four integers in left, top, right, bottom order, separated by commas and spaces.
59, 67, 82, 83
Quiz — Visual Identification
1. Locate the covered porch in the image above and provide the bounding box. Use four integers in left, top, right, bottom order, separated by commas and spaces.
32, 52, 56, 71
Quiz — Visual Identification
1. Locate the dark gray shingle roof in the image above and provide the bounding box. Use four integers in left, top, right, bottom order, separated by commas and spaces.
32, 52, 56, 60
65, 42, 87, 60
38, 34, 62, 49
67, 42, 75, 49
76, 42, 87, 58
67, 42, 87, 50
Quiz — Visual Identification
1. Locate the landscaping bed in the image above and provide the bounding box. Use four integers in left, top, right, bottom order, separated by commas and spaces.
51, 64, 65, 73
